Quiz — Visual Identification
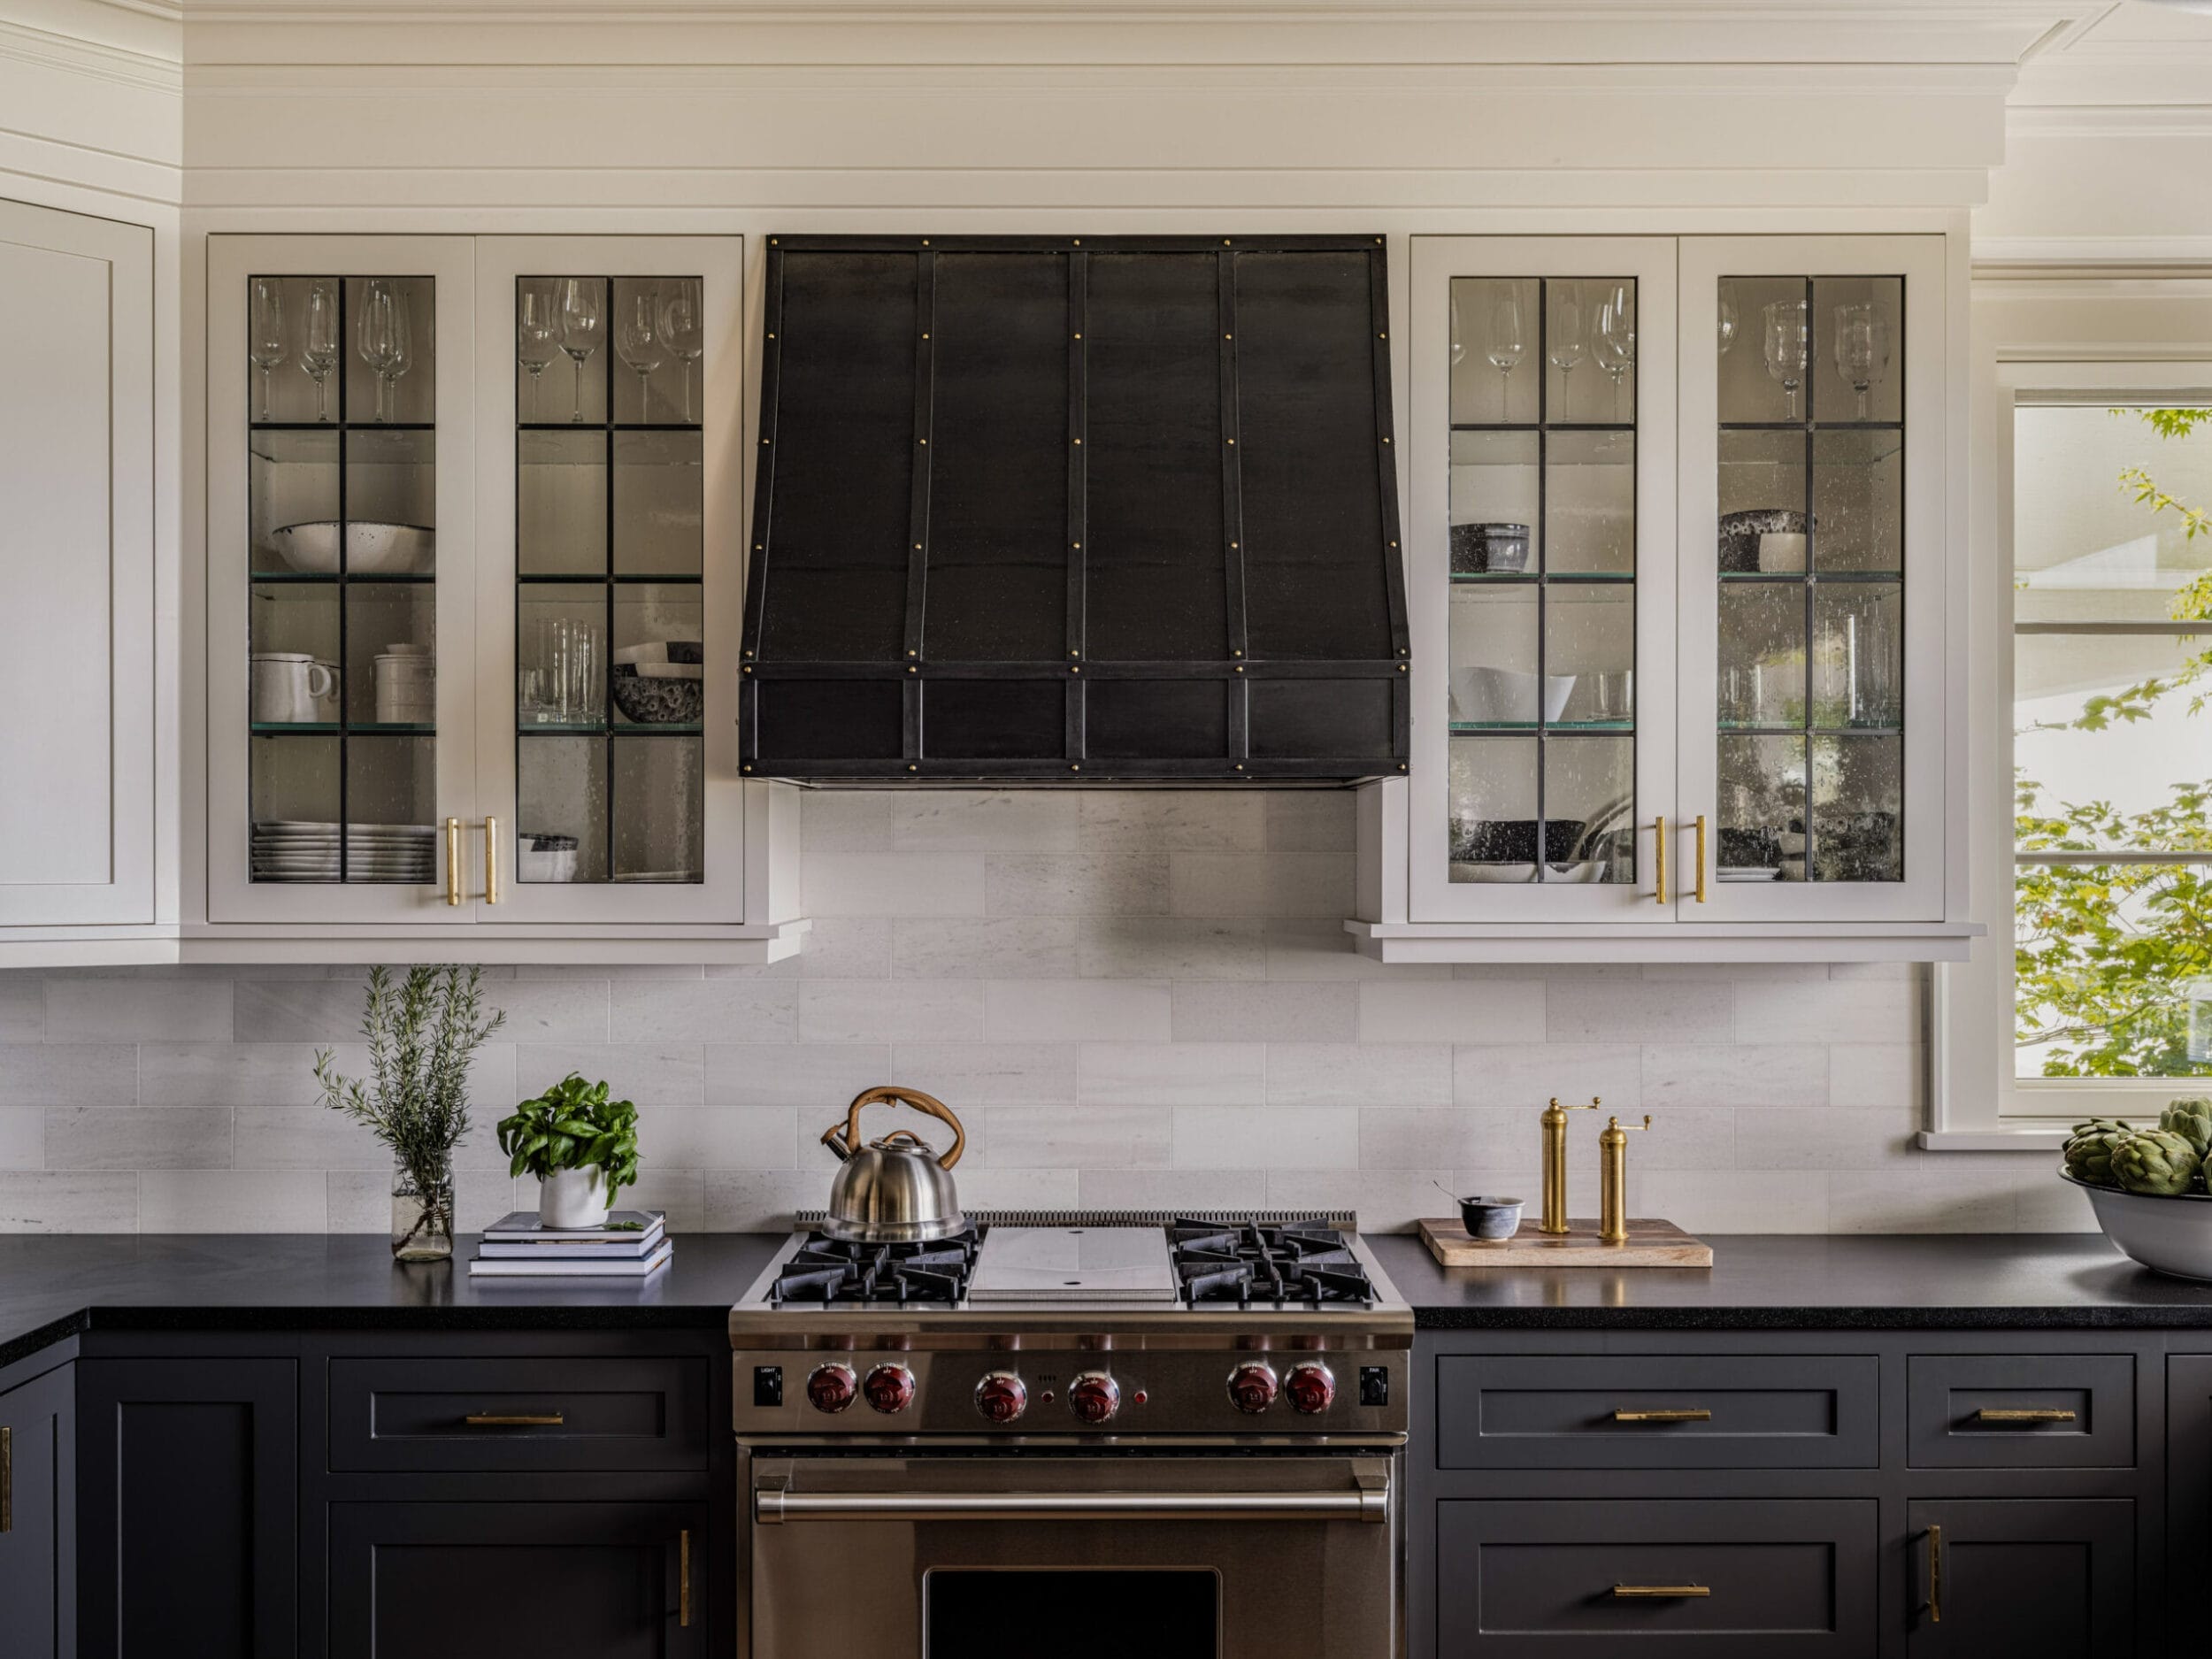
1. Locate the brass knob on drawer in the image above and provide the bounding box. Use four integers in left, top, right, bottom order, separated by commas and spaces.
1612, 1584, 1710, 1599
1974, 1407, 2077, 1423
463, 1412, 565, 1427
1612, 1407, 1711, 1423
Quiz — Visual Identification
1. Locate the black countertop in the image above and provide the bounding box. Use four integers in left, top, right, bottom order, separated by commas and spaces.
5, 1233, 2210, 1372
0, 1232, 785, 1372
1369, 1231, 2212, 1330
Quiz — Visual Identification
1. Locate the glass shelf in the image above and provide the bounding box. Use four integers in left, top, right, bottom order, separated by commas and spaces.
1449, 421, 1636, 435
518, 421, 703, 434
250, 420, 434, 434
518, 722, 703, 737
1720, 419, 1901, 434
250, 722, 435, 737
1718, 570, 1902, 583
1451, 719, 1634, 735
1449, 572, 1633, 586
1720, 722, 1901, 737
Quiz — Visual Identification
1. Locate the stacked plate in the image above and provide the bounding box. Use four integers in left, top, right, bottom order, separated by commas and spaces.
250, 820, 437, 884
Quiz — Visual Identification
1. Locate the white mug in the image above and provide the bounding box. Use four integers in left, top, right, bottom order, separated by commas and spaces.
251, 653, 337, 724
375, 653, 434, 725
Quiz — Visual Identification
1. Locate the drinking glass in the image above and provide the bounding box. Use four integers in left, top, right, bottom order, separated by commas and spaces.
517, 281, 562, 421
659, 279, 704, 424
300, 280, 339, 423
1763, 297, 1809, 419
249, 278, 287, 421
1832, 301, 1891, 419
1546, 280, 1586, 388
614, 287, 666, 422
1485, 290, 1525, 421
1592, 283, 1635, 418
1717, 279, 1739, 357
356, 280, 412, 424
558, 278, 604, 424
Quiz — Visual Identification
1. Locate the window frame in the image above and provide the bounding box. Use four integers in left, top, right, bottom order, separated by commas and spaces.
1932, 309, 2212, 1147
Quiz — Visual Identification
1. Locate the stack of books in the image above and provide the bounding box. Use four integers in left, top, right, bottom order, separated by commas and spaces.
466, 1210, 672, 1279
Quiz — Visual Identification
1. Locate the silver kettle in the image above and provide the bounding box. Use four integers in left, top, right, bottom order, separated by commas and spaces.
819, 1086, 968, 1244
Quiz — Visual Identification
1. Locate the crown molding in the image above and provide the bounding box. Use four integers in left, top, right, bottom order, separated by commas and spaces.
0, 15, 181, 92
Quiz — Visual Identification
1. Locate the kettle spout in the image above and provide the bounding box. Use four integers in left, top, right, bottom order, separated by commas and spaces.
818, 1122, 855, 1163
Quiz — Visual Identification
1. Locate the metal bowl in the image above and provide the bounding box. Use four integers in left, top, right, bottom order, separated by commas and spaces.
270, 520, 433, 575
2063, 1171, 2212, 1281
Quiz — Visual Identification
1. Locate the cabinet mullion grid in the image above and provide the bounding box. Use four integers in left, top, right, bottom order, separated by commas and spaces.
1065, 249, 1088, 764
904, 251, 937, 764
1218, 250, 1249, 766
1533, 277, 1548, 879
335, 275, 350, 884
603, 275, 618, 880
1801, 273, 1818, 884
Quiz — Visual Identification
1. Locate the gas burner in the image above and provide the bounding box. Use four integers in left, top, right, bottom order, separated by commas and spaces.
768, 1226, 983, 1305
1169, 1217, 1377, 1305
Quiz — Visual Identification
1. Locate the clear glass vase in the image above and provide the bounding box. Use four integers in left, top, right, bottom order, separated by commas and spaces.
391, 1158, 455, 1262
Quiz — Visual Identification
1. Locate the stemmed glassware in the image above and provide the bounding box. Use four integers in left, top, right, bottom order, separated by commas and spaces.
1485, 288, 1526, 421
1832, 300, 1891, 419
1546, 280, 1586, 401
1592, 283, 1635, 418
249, 278, 287, 421
659, 279, 704, 424
516, 281, 561, 421
557, 278, 603, 424
1717, 279, 1739, 357
614, 286, 665, 422
1763, 297, 1809, 419
356, 280, 412, 424
300, 280, 339, 423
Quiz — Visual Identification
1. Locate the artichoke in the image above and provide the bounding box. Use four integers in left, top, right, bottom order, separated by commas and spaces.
2111, 1127, 2202, 1197
2161, 1097, 2212, 1159
2063, 1128, 2131, 1188
2070, 1117, 2134, 1141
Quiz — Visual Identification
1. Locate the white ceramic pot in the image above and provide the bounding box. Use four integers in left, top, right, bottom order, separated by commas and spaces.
2069, 1172, 2212, 1281
539, 1165, 611, 1229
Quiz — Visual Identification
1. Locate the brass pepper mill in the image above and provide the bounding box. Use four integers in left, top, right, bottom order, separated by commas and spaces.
1539, 1097, 1601, 1235
1599, 1113, 1655, 1245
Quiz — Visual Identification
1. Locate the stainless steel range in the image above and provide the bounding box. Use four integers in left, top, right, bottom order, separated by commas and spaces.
729, 1210, 1413, 1659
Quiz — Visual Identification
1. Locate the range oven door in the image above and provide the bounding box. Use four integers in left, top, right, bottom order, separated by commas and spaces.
744, 1450, 1400, 1659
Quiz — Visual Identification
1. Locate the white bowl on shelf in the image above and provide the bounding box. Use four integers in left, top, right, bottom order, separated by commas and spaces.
1449, 665, 1577, 726
2064, 1171, 2212, 1280
270, 520, 433, 575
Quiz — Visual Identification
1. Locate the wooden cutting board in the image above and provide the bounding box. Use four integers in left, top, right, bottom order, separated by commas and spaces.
1418, 1217, 1714, 1268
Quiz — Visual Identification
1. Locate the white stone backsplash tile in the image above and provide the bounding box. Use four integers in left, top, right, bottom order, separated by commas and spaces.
0, 1110, 41, 1171
1267, 1042, 1454, 1108
987, 979, 1172, 1043
1358, 981, 1548, 1046
797, 979, 988, 1044
1170, 981, 1358, 1044
45, 979, 234, 1043
1175, 1107, 1356, 1171
1079, 1042, 1266, 1108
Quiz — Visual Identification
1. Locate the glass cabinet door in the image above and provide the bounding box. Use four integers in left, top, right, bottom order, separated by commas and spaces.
1408, 238, 1677, 921
472, 238, 747, 924
1678, 236, 1946, 922
207, 236, 478, 922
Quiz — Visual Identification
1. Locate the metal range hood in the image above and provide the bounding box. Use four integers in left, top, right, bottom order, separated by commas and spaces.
739, 234, 1409, 784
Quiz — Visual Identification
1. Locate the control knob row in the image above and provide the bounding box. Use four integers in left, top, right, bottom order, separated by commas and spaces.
809, 1359, 1338, 1418
1230, 1360, 1336, 1415
804, 1362, 915, 1415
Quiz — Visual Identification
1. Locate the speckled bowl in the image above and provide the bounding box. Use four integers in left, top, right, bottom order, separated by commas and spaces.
1455, 1195, 1525, 1241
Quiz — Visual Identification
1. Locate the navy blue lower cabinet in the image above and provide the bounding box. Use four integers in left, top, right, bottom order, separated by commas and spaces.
1905, 1499, 2135, 1658
0, 1360, 74, 1659
326, 1501, 710, 1658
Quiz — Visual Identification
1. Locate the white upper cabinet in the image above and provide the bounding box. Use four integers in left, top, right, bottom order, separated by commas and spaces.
1358, 231, 1973, 963
203, 233, 800, 961
0, 200, 157, 933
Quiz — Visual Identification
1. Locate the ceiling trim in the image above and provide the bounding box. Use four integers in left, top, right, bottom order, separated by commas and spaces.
0, 14, 183, 90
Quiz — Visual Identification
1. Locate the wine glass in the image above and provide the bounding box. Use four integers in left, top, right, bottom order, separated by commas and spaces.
614, 286, 665, 423
1592, 283, 1635, 418
1833, 300, 1891, 419
1485, 288, 1526, 420
1763, 297, 1809, 419
516, 281, 561, 421
1546, 280, 1587, 403
249, 278, 287, 421
659, 279, 704, 424
557, 278, 603, 425
300, 280, 338, 423
355, 280, 412, 424
1717, 279, 1739, 357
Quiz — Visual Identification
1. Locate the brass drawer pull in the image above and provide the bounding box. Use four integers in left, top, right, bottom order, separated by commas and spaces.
1613, 1408, 1712, 1423
1924, 1523, 1943, 1623
484, 815, 499, 905
464, 1412, 565, 1427
1654, 817, 1669, 905
445, 817, 463, 906
679, 1528, 693, 1628
2, 1424, 11, 1533
1613, 1584, 1710, 1599
1975, 1407, 2077, 1423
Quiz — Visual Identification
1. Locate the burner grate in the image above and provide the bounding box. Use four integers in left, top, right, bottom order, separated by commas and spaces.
769, 1226, 984, 1306
1169, 1217, 1378, 1306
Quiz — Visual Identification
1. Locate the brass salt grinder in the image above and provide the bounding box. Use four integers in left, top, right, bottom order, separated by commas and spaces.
1538, 1097, 1600, 1234
1599, 1113, 1655, 1245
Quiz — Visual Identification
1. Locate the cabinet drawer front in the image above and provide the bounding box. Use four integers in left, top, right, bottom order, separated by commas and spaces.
1906, 1354, 2134, 1469
1435, 1355, 1878, 1469
1438, 1499, 1876, 1656
329, 1356, 710, 1472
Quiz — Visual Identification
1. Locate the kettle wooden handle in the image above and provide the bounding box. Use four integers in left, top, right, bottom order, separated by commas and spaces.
838, 1086, 966, 1171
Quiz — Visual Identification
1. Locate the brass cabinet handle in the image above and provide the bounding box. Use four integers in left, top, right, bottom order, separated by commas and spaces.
484, 815, 499, 905
1924, 1523, 1943, 1623
463, 1412, 565, 1427
1613, 1584, 1709, 1599
1694, 814, 1709, 903
1975, 1407, 2077, 1423
444, 817, 463, 906
1613, 1407, 1712, 1423
1654, 817, 1669, 905
679, 1528, 693, 1627
2, 1424, 11, 1533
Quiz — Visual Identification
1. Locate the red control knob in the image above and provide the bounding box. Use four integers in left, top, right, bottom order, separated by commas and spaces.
1227, 1361, 1279, 1415
1068, 1370, 1122, 1425
806, 1363, 856, 1414
864, 1363, 917, 1415
974, 1371, 1029, 1424
1286, 1362, 1336, 1415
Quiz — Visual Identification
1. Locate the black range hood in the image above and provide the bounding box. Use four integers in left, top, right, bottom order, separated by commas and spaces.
740, 234, 1409, 783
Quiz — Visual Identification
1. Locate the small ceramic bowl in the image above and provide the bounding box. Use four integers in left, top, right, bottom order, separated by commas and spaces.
1455, 1195, 1525, 1241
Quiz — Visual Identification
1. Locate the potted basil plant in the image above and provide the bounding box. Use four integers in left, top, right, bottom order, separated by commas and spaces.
498, 1073, 641, 1229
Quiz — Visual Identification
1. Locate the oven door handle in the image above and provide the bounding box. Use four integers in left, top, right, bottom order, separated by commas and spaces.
754, 1486, 1391, 1525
